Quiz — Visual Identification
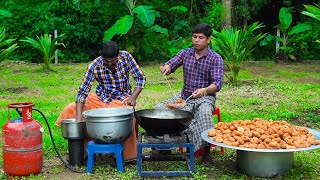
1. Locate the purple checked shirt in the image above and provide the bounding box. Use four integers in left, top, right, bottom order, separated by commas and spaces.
76, 51, 146, 104
165, 47, 223, 99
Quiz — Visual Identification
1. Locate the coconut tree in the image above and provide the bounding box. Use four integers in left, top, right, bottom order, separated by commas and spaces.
211, 22, 266, 85
20, 34, 65, 71
0, 28, 18, 63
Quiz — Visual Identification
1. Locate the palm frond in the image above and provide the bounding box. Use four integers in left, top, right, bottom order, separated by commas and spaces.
211, 22, 266, 84
0, 28, 18, 62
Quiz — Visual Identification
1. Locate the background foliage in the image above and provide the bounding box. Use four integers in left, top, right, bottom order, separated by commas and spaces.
0, 0, 319, 63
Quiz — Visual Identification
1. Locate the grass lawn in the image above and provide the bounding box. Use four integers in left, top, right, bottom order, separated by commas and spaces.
0, 60, 319, 179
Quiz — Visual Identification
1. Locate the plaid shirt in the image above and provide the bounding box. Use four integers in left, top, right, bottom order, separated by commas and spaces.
76, 51, 146, 104
165, 47, 223, 99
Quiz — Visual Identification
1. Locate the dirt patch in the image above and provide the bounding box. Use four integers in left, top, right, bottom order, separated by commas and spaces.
48, 171, 84, 180
3, 86, 28, 93
288, 108, 320, 130
246, 62, 320, 84
41, 154, 122, 179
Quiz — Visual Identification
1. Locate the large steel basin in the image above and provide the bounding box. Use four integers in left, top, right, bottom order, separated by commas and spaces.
201, 128, 320, 177
83, 107, 133, 144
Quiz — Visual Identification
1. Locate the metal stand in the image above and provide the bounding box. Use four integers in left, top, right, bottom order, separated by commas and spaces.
137, 132, 194, 177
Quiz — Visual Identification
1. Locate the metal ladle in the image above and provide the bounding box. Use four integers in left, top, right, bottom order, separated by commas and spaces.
178, 94, 193, 109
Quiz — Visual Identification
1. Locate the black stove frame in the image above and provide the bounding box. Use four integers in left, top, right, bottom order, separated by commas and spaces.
137, 132, 195, 177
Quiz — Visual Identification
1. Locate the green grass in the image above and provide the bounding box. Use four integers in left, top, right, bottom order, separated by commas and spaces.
0, 60, 320, 179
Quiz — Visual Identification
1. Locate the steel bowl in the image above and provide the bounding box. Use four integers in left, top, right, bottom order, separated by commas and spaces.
83, 107, 133, 144
60, 119, 87, 139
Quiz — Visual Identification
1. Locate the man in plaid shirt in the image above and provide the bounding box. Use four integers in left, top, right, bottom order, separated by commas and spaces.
56, 41, 146, 161
157, 23, 224, 165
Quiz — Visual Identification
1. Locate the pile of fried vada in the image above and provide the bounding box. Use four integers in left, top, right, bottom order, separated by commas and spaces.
208, 118, 320, 149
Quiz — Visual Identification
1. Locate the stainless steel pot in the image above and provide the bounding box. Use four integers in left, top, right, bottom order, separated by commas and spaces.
60, 119, 87, 139
60, 119, 87, 166
83, 107, 133, 144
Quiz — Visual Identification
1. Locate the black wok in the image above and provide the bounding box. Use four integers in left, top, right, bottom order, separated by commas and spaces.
134, 109, 194, 137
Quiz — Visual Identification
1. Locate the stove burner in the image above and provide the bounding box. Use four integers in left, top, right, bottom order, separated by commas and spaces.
144, 132, 188, 144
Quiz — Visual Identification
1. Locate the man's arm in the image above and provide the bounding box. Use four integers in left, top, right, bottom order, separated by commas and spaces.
76, 102, 84, 121
74, 62, 96, 121
125, 87, 143, 106
124, 51, 146, 105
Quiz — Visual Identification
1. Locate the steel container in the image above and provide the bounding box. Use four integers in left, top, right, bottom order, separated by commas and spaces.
236, 151, 294, 177
60, 119, 87, 139
201, 128, 320, 178
83, 107, 133, 144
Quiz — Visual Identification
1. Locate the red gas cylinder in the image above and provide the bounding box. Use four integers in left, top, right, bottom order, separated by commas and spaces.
2, 102, 43, 176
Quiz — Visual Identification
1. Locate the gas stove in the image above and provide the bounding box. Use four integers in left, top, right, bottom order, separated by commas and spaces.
137, 132, 195, 177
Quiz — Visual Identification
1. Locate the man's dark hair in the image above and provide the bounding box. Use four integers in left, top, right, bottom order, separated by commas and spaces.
192, 23, 213, 38
101, 41, 119, 58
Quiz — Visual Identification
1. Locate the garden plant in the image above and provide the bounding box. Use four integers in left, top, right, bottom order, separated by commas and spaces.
0, 10, 17, 63
260, 7, 312, 62
20, 34, 65, 71
302, 4, 320, 43
211, 22, 266, 84
0, 28, 17, 63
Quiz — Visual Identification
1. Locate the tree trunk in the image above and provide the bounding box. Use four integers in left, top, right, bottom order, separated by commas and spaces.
189, 0, 193, 24
221, 0, 232, 29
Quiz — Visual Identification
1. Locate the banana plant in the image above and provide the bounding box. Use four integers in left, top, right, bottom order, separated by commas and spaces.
211, 22, 266, 85
104, 0, 168, 41
261, 7, 312, 61
0, 9, 12, 17
302, 4, 320, 21
0, 28, 18, 63
20, 34, 65, 71
103, 0, 168, 59
302, 4, 320, 43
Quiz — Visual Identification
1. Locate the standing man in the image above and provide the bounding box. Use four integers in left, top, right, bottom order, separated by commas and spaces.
157, 23, 224, 165
56, 41, 146, 161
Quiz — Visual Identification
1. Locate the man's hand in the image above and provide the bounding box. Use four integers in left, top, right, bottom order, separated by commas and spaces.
123, 95, 137, 106
160, 64, 171, 75
124, 96, 136, 106
192, 88, 207, 98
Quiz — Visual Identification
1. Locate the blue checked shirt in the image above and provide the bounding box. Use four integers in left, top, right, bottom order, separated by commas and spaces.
165, 47, 223, 99
76, 51, 146, 104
